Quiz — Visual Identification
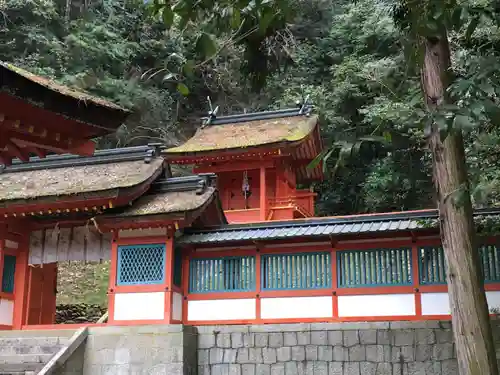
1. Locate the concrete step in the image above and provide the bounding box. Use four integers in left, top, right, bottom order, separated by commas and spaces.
0, 336, 67, 358
0, 362, 44, 373
0, 354, 52, 367
0, 343, 63, 356
0, 330, 74, 339
0, 337, 68, 346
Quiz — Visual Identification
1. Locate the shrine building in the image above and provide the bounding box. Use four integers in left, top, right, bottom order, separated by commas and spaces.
1, 66, 500, 331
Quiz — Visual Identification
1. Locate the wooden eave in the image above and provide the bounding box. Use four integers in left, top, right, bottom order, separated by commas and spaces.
182, 228, 441, 251
0, 166, 163, 217
0, 64, 130, 165
95, 190, 226, 231
165, 142, 298, 165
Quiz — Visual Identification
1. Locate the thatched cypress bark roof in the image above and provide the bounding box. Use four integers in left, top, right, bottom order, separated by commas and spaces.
0, 146, 164, 207
164, 114, 318, 155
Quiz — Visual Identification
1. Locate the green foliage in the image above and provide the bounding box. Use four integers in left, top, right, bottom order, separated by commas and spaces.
4, 0, 500, 219
147, 0, 295, 90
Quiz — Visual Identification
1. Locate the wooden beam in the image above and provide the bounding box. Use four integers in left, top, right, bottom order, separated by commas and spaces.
260, 166, 267, 221
0, 123, 94, 156
0, 152, 11, 166
194, 159, 275, 174
27, 146, 47, 159
4, 140, 30, 162
11, 140, 48, 159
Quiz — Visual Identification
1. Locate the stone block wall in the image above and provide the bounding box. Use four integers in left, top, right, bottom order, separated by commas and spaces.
80, 325, 198, 375
196, 321, 500, 375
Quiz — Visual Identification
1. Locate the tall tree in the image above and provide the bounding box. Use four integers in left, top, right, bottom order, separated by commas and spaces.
149, 0, 500, 374
393, 1, 499, 373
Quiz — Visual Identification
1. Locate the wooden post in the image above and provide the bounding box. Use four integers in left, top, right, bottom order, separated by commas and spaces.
255, 246, 262, 322
107, 233, 118, 324
260, 167, 267, 221
164, 233, 175, 323
331, 238, 338, 319
182, 249, 191, 324
13, 243, 29, 329
411, 241, 422, 317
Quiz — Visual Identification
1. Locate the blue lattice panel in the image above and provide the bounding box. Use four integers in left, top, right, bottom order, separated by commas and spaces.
337, 248, 412, 288
261, 252, 331, 290
189, 256, 256, 293
117, 244, 166, 286
1, 255, 16, 293
479, 244, 500, 282
418, 246, 446, 285
419, 244, 500, 285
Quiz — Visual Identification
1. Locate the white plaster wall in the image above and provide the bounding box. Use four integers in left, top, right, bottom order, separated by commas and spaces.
261, 296, 333, 319
338, 294, 415, 317
5, 240, 18, 249
0, 299, 14, 326
113, 292, 165, 321
188, 299, 256, 321
172, 292, 183, 321
421, 293, 450, 315
486, 291, 500, 311
118, 228, 167, 238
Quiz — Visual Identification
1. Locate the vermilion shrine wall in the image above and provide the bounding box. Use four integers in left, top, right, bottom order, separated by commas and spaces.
181, 236, 500, 325
4, 225, 500, 330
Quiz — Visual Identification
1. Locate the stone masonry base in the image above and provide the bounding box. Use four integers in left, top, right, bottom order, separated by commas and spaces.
196, 321, 500, 375
38, 320, 500, 375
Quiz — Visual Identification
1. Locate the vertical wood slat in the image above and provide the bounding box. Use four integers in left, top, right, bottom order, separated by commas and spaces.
261, 252, 331, 290
189, 256, 256, 293
337, 248, 412, 288
418, 244, 500, 285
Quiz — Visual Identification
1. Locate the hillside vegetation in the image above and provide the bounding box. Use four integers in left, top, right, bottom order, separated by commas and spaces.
3, 0, 500, 306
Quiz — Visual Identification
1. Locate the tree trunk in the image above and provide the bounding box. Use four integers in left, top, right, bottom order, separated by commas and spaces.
422, 31, 499, 375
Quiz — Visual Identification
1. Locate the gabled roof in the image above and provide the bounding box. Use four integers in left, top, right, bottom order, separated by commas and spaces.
178, 208, 500, 245
0, 62, 124, 112
96, 174, 227, 228
164, 107, 319, 157
0, 146, 165, 213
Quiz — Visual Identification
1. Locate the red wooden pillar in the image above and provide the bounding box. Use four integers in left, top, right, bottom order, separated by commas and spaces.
107, 232, 118, 324
164, 233, 175, 323
255, 246, 262, 323
260, 166, 267, 221
331, 239, 338, 320
12, 239, 30, 329
181, 248, 191, 324
412, 240, 422, 317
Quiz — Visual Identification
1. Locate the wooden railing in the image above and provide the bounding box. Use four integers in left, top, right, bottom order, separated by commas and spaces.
269, 191, 316, 218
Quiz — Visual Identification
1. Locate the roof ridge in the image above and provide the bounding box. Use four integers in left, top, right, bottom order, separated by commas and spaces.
183, 207, 500, 234
1, 145, 163, 174
148, 173, 217, 195
201, 105, 315, 126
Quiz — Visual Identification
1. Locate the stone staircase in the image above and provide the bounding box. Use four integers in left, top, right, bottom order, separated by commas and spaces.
0, 330, 74, 375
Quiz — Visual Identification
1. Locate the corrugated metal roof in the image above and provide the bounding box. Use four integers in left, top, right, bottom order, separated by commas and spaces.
178, 208, 500, 245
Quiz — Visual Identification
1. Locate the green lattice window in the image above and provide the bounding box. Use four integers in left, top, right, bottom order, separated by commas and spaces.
261, 252, 331, 290
189, 256, 256, 293
419, 244, 500, 285
337, 248, 412, 288
117, 244, 166, 285
2, 255, 16, 293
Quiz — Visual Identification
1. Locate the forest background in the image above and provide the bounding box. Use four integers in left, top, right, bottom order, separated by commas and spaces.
2, 0, 500, 306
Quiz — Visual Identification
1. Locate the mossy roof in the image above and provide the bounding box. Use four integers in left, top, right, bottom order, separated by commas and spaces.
115, 187, 216, 217
0, 62, 124, 111
164, 115, 319, 155
0, 158, 163, 203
